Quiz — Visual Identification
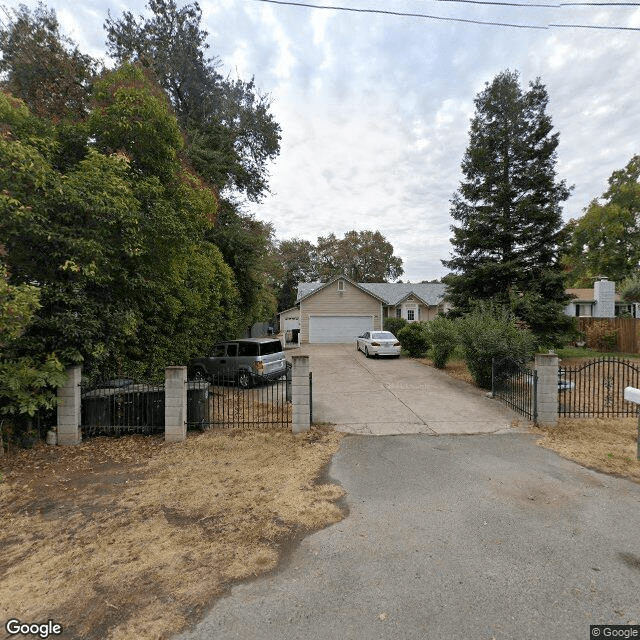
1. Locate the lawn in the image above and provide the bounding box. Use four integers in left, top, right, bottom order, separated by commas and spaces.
0, 426, 344, 640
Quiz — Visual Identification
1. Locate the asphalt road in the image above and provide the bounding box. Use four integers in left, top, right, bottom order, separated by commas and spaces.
175, 433, 640, 640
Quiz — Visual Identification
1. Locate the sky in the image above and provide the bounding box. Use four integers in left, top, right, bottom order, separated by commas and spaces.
13, 0, 640, 282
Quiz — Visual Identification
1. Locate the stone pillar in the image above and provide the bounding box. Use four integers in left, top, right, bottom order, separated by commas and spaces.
535, 352, 559, 426
165, 366, 187, 443
292, 355, 310, 433
57, 365, 82, 445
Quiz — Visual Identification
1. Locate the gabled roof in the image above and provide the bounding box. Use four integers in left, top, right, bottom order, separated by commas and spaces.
296, 278, 446, 306
296, 275, 387, 304
566, 288, 621, 303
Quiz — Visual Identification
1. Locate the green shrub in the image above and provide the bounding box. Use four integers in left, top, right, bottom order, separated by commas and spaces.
457, 303, 537, 389
424, 316, 459, 369
397, 322, 430, 357
383, 316, 407, 336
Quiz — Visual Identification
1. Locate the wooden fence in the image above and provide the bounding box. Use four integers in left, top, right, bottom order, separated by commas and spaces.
577, 317, 640, 354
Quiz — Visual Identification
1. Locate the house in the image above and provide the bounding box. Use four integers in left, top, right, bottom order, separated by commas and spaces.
565, 278, 639, 318
279, 275, 448, 344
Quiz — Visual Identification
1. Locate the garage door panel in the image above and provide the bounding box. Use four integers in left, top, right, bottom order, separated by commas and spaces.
309, 316, 373, 343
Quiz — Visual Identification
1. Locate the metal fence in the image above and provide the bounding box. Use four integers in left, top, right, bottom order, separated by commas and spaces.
80, 377, 165, 436
186, 367, 292, 430
492, 357, 538, 421
559, 357, 640, 418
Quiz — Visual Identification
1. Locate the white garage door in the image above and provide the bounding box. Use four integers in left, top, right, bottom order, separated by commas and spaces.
309, 316, 373, 343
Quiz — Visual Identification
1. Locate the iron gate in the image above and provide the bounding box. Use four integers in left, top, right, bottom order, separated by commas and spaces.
492, 357, 538, 421
559, 357, 640, 417
187, 367, 292, 430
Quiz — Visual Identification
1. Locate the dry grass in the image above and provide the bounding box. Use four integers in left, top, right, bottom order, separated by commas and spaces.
531, 417, 640, 482
417, 357, 476, 386
0, 426, 344, 639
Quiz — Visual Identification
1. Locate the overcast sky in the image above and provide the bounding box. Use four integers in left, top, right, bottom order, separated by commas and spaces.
15, 0, 640, 281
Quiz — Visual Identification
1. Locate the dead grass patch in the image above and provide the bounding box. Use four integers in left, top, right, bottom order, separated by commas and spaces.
531, 418, 640, 482
0, 426, 344, 639
417, 357, 476, 386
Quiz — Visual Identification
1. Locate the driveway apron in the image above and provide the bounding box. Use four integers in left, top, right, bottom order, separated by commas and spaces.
299, 344, 521, 435
175, 434, 640, 640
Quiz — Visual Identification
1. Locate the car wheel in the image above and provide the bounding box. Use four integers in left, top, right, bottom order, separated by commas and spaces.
237, 370, 252, 389
365, 347, 370, 358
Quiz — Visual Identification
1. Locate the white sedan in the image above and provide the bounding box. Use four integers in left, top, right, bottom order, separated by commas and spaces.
356, 331, 402, 358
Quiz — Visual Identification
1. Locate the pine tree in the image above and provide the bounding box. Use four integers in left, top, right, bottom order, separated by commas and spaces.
442, 70, 573, 344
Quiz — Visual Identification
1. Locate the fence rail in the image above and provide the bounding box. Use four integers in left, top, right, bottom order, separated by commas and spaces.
559, 357, 640, 418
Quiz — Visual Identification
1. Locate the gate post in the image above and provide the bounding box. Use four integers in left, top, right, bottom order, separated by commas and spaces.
56, 365, 82, 445
165, 366, 187, 442
291, 355, 310, 433
535, 352, 559, 426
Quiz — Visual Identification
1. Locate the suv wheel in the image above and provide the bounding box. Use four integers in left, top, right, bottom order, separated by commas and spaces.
191, 367, 207, 381
237, 370, 253, 389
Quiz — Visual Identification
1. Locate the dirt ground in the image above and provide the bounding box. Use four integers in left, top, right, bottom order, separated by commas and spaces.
0, 426, 344, 640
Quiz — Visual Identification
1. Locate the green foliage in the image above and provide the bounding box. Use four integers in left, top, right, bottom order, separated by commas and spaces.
457, 303, 537, 389
316, 230, 404, 283
383, 316, 407, 336
274, 237, 319, 311
0, 2, 99, 121
621, 276, 640, 302
397, 322, 430, 358
104, 0, 281, 202
0, 78, 240, 379
442, 70, 571, 342
0, 264, 66, 422
562, 155, 640, 286
90, 63, 184, 183
424, 316, 458, 369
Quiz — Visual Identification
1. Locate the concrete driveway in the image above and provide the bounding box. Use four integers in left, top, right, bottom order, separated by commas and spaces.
175, 433, 640, 640
298, 343, 521, 435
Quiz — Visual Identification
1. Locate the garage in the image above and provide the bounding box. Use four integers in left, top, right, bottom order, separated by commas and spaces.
309, 315, 373, 343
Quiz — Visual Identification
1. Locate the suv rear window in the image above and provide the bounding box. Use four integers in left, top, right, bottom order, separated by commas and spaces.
259, 340, 283, 356
238, 342, 259, 357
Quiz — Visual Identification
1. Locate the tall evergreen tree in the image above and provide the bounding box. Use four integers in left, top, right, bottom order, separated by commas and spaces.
442, 70, 572, 344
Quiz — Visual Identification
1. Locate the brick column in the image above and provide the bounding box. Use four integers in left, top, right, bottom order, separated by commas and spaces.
165, 366, 187, 443
535, 352, 559, 426
57, 366, 82, 445
292, 355, 310, 433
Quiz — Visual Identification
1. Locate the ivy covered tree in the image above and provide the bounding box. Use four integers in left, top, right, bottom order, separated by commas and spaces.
0, 67, 240, 379
562, 154, 640, 286
442, 70, 573, 345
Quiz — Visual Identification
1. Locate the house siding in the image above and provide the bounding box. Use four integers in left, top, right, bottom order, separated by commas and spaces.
300, 279, 381, 342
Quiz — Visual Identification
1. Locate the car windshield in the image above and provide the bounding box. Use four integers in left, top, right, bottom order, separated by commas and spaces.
371, 332, 396, 340
259, 340, 283, 355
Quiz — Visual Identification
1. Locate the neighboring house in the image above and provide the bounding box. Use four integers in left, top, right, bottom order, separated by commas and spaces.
280, 275, 448, 344
565, 278, 639, 318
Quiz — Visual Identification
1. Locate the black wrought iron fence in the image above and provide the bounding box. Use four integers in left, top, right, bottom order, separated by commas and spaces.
492, 357, 538, 421
186, 367, 292, 430
559, 357, 640, 417
81, 377, 165, 436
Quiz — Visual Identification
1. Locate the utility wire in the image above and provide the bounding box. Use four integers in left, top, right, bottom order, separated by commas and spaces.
250, 0, 640, 30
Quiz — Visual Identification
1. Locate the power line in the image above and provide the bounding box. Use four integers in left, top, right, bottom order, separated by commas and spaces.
249, 0, 640, 30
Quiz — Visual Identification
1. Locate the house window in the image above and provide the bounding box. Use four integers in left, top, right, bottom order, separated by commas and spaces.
396, 308, 402, 318
337, 280, 344, 292
407, 309, 415, 321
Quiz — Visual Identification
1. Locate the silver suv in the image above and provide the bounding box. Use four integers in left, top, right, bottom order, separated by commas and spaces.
189, 338, 288, 389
